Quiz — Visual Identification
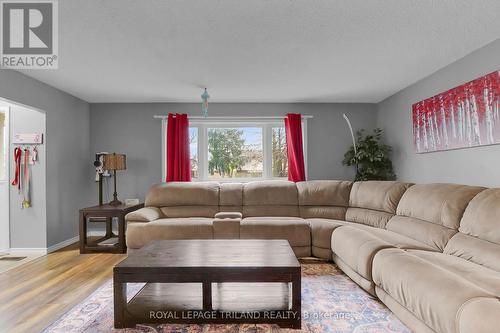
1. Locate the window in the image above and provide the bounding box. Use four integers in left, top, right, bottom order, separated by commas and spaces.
207, 127, 263, 179
163, 118, 307, 181
272, 127, 288, 177
189, 127, 198, 179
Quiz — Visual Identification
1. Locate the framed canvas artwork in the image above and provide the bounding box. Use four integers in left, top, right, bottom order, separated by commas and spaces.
412, 70, 500, 153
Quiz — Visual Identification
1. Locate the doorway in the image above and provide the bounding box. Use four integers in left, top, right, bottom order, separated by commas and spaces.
0, 98, 47, 272
0, 106, 9, 253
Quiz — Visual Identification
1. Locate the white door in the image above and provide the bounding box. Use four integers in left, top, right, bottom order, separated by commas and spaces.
0, 107, 9, 253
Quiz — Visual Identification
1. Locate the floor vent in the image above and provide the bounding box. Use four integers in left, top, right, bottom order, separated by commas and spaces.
0, 256, 27, 261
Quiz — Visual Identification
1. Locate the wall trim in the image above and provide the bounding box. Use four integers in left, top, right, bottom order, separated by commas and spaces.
47, 236, 79, 253
9, 236, 80, 255
9, 247, 48, 255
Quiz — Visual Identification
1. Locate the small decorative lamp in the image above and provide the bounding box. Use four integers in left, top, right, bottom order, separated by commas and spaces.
104, 153, 126, 206
201, 88, 210, 117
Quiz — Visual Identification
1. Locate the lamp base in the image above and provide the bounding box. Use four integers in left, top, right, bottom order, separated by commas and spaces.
109, 198, 122, 206
109, 169, 122, 206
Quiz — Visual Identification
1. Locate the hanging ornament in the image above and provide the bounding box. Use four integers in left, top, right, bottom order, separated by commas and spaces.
201, 88, 210, 118
22, 148, 31, 208
32, 146, 39, 163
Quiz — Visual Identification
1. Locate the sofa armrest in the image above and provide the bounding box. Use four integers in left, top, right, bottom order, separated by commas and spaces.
215, 211, 243, 219
458, 297, 500, 333
125, 207, 162, 223
213, 217, 241, 239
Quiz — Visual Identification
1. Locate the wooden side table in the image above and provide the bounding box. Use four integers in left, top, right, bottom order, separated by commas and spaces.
79, 203, 144, 254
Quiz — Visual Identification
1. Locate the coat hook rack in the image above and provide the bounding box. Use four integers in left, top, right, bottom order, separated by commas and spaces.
12, 133, 44, 145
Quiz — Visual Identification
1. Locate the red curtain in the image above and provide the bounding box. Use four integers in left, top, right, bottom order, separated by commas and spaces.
166, 113, 191, 182
284, 113, 306, 182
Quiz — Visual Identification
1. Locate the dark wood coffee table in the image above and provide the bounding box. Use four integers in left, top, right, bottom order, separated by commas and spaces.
113, 239, 301, 329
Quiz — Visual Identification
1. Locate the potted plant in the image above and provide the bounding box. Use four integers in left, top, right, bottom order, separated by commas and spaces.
342, 128, 396, 181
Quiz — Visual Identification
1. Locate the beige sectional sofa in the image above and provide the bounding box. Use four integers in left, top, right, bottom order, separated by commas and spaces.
125, 180, 500, 333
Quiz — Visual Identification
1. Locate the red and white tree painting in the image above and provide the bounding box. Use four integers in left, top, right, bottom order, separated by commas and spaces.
412, 70, 500, 153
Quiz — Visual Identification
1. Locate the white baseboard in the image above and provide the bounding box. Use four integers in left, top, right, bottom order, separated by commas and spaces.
8, 236, 80, 255
9, 248, 48, 255
47, 236, 79, 253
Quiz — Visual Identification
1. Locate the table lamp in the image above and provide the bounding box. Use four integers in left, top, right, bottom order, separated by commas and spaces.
104, 153, 126, 206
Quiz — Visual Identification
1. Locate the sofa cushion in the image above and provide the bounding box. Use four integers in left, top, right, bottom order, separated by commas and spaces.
331, 225, 436, 281
219, 182, 243, 212
146, 182, 220, 207
345, 208, 394, 229
126, 218, 213, 249
345, 181, 413, 228
242, 181, 299, 217
160, 206, 219, 218
240, 217, 310, 249
386, 183, 484, 251
297, 180, 352, 219
145, 182, 220, 218
349, 181, 413, 213
308, 218, 350, 249
213, 217, 240, 239
214, 211, 243, 219
373, 249, 500, 333
444, 233, 500, 273
375, 287, 436, 333
125, 207, 162, 222
459, 188, 500, 243
443, 188, 500, 272
458, 297, 500, 333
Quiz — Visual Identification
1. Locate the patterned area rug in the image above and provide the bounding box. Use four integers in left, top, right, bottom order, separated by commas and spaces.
42, 261, 410, 333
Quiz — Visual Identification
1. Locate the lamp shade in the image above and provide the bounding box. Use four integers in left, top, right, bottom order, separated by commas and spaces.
104, 153, 126, 170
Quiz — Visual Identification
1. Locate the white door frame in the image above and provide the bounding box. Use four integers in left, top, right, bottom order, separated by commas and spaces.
0, 106, 10, 253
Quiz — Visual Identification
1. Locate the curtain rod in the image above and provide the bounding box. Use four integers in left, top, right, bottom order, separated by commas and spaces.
153, 115, 313, 120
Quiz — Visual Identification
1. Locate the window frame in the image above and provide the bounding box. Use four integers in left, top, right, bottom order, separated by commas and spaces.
162, 118, 308, 182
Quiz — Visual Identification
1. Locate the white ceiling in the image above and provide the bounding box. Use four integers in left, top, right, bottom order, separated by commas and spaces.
18, 0, 500, 103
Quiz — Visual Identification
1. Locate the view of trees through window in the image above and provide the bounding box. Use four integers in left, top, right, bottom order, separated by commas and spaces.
208, 127, 263, 178
272, 127, 288, 177
186, 124, 298, 180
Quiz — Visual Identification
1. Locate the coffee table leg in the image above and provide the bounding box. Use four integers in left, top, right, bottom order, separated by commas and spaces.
114, 276, 127, 328
203, 281, 212, 310
291, 272, 301, 329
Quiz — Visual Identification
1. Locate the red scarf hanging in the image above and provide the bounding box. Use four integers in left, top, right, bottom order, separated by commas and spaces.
11, 147, 22, 190
285, 113, 306, 182
166, 113, 191, 182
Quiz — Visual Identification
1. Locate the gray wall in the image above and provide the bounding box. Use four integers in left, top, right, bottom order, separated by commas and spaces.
377, 38, 500, 187
8, 105, 47, 248
90, 103, 377, 202
0, 69, 91, 248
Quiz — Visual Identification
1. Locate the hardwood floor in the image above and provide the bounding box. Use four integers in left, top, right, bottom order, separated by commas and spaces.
0, 242, 126, 333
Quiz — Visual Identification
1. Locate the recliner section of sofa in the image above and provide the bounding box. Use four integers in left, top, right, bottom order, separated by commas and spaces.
308, 180, 413, 261
299, 180, 353, 259
345, 180, 413, 228
331, 183, 485, 297
373, 249, 500, 333
386, 183, 485, 251
238, 181, 310, 256
371, 187, 499, 333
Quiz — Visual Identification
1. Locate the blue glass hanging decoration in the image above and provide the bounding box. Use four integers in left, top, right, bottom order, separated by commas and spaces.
201, 88, 210, 117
